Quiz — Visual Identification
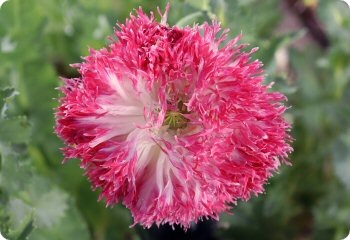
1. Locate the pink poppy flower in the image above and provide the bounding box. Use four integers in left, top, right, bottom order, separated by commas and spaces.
56, 4, 292, 229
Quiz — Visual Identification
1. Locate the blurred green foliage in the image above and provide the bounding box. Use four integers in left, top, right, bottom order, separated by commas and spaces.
0, 0, 350, 239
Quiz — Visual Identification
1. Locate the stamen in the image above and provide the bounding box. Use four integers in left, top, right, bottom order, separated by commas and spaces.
164, 111, 189, 130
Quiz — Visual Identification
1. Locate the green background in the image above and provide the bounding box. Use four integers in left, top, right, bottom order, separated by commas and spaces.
0, 0, 349, 239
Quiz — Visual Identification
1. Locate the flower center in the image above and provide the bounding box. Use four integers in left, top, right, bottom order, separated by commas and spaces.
163, 100, 190, 130
164, 111, 189, 130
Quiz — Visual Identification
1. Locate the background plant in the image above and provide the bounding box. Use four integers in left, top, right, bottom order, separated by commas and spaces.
0, 0, 349, 239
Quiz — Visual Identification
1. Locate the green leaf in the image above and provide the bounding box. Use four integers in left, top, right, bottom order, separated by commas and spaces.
27, 198, 90, 240
0, 117, 31, 144
0, 151, 90, 240
175, 11, 204, 27
3, 198, 34, 240
185, 0, 211, 11
333, 130, 350, 189
0, 87, 19, 118
34, 189, 68, 228
212, 0, 227, 25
